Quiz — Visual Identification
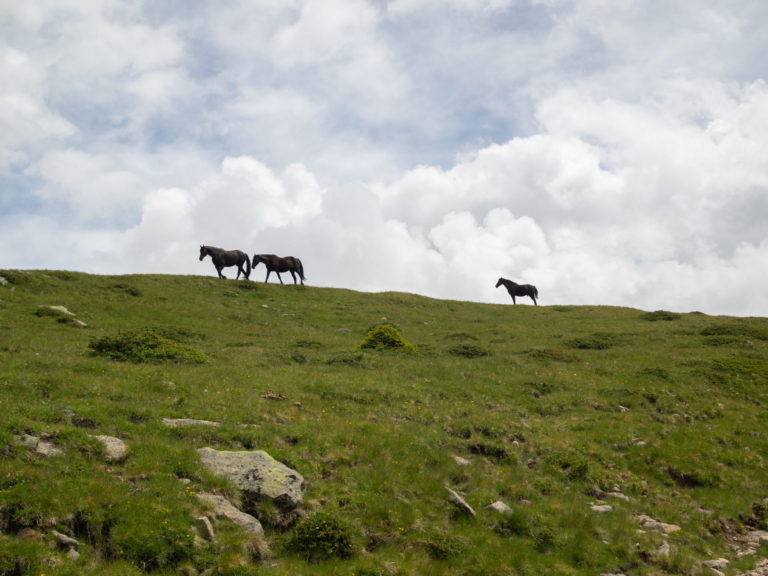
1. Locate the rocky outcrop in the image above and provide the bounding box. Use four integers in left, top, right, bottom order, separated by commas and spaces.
196, 492, 264, 536
197, 448, 305, 510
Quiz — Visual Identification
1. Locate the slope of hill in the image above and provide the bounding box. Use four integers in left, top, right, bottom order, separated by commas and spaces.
1, 270, 767, 575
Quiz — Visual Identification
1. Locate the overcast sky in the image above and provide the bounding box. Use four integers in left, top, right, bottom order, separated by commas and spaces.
2, 1, 768, 316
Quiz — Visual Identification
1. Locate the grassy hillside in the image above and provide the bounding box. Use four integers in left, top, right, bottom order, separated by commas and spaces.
1, 270, 767, 575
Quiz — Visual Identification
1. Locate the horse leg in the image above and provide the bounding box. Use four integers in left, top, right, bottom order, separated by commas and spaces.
264, 270, 271, 283
289, 270, 297, 284
235, 266, 242, 280
276, 272, 284, 284
216, 265, 225, 279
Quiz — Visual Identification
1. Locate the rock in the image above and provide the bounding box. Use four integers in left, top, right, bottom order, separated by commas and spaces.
486, 501, 512, 514
446, 487, 476, 517
452, 455, 471, 466
742, 559, 768, 576
91, 435, 127, 462
0, 275, 8, 286
51, 530, 79, 549
591, 504, 613, 513
197, 448, 304, 510
747, 530, 768, 546
67, 548, 80, 560
636, 514, 681, 534
703, 559, 729, 571
607, 491, 630, 501
196, 516, 216, 542
163, 418, 220, 428
41, 305, 75, 316
196, 492, 264, 536
14, 434, 64, 457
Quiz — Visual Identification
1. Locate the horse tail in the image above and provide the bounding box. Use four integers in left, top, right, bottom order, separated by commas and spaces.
298, 258, 306, 281
244, 252, 251, 278
533, 286, 539, 298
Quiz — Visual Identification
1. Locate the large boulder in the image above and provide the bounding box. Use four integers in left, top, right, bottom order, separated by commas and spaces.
197, 448, 304, 510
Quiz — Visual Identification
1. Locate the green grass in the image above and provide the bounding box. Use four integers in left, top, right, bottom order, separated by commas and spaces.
1, 270, 767, 575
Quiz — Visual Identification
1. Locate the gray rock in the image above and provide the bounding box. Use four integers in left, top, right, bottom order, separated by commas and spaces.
51, 530, 79, 549
91, 435, 127, 462
163, 418, 220, 428
591, 504, 613, 513
486, 501, 512, 514
446, 487, 476, 517
636, 514, 681, 534
197, 448, 304, 510
452, 455, 471, 466
703, 559, 729, 571
196, 516, 216, 542
196, 492, 264, 536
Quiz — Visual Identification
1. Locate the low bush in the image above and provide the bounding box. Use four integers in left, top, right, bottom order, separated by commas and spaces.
358, 324, 415, 352
641, 310, 681, 321
285, 511, 354, 562
88, 330, 208, 363
447, 344, 490, 358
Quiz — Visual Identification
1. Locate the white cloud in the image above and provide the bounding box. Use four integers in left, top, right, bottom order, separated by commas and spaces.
3, 1, 768, 317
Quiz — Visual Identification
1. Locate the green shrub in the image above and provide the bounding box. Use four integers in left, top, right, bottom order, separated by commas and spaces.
566, 333, 621, 350
286, 511, 354, 562
447, 344, 490, 358
494, 508, 529, 537
641, 310, 681, 321
88, 330, 208, 363
423, 530, 465, 560
358, 324, 415, 352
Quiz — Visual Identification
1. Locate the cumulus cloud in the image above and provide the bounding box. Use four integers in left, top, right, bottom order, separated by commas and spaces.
2, 0, 768, 317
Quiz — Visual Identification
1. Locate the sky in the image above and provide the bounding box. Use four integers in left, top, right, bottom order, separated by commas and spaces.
2, 0, 768, 316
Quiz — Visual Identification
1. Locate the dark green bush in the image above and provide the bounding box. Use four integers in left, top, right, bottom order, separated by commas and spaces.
286, 511, 354, 562
494, 508, 529, 537
641, 310, 681, 321
566, 333, 621, 350
88, 330, 208, 363
423, 530, 464, 560
358, 324, 415, 352
447, 343, 490, 358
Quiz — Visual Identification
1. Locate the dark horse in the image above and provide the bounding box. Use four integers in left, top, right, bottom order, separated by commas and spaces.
251, 254, 306, 285
199, 245, 251, 280
496, 277, 538, 306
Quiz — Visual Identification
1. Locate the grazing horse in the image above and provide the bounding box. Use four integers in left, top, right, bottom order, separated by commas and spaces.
251, 254, 306, 285
496, 277, 538, 306
199, 245, 251, 280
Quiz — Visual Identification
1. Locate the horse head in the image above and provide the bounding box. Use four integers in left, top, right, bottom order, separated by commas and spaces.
495, 277, 504, 288
199, 245, 208, 261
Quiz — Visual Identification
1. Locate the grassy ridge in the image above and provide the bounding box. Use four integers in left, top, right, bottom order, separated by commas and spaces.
0, 270, 767, 575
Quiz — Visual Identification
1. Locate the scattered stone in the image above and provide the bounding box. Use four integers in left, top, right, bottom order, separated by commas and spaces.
196, 516, 216, 542
452, 455, 471, 466
636, 514, 681, 534
67, 548, 80, 560
196, 492, 264, 536
14, 434, 64, 457
607, 491, 630, 501
41, 305, 75, 316
0, 275, 8, 286
591, 504, 613, 513
162, 418, 220, 428
486, 501, 512, 515
703, 559, 729, 572
446, 487, 476, 517
51, 530, 79, 550
743, 559, 768, 576
91, 435, 127, 462
197, 448, 305, 510
747, 530, 768, 547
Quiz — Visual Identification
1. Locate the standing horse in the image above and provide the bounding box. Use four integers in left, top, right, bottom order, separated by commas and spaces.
199, 245, 251, 280
496, 277, 538, 305
251, 254, 306, 285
